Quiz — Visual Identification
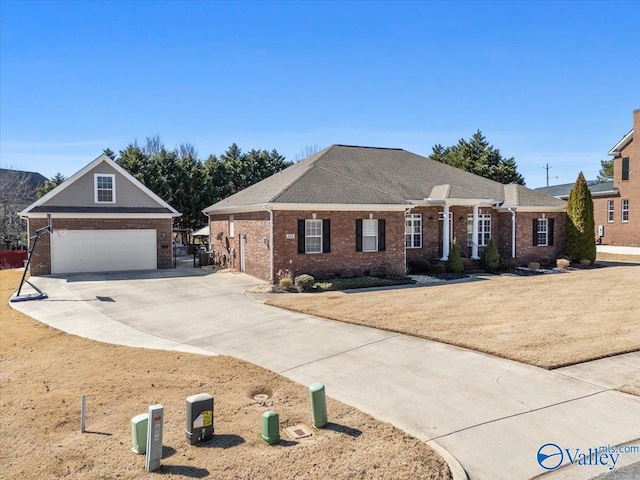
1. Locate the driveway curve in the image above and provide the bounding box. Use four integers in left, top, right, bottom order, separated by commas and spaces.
11, 270, 640, 480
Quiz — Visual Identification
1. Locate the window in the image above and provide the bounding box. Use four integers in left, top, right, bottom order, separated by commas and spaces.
228, 215, 235, 237
608, 200, 615, 223
305, 219, 322, 253
362, 219, 378, 252
537, 218, 548, 246
622, 199, 629, 222
405, 214, 422, 248
533, 218, 554, 247
622, 157, 629, 181
94, 174, 115, 203
466, 214, 491, 247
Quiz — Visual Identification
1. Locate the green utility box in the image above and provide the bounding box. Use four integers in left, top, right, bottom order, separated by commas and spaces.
262, 411, 280, 445
131, 413, 149, 454
185, 393, 214, 445
309, 382, 327, 428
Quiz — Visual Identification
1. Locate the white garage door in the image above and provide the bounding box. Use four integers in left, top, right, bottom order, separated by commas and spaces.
51, 229, 157, 274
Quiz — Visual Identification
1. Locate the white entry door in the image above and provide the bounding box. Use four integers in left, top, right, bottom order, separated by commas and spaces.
50, 229, 157, 274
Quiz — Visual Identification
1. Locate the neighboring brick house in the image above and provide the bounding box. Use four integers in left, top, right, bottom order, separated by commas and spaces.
536, 109, 639, 247
20, 154, 181, 275
204, 145, 566, 281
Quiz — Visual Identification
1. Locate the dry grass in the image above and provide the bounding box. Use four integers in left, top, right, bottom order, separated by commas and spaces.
0, 269, 450, 480
596, 252, 640, 263
267, 265, 640, 369
618, 381, 640, 396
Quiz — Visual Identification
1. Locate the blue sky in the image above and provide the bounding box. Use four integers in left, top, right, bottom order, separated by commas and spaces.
1, 1, 638, 188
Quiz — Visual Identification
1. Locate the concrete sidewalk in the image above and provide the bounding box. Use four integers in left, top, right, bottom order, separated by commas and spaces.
10, 271, 640, 480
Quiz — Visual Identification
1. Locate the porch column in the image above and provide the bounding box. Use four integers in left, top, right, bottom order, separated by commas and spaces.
441, 204, 450, 260
471, 205, 480, 259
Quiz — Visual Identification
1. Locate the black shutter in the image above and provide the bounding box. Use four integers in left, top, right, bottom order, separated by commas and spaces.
622, 157, 629, 181
298, 219, 305, 254
378, 219, 386, 251
548, 218, 554, 246
532, 219, 538, 246
322, 219, 331, 253
355, 219, 363, 252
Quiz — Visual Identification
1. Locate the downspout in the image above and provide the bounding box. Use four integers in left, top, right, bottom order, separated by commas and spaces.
263, 205, 274, 282
507, 208, 516, 258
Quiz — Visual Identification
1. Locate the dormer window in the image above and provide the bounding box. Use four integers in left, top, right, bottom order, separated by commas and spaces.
95, 174, 115, 203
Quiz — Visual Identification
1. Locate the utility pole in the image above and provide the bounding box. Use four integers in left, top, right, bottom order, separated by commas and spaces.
544, 163, 552, 187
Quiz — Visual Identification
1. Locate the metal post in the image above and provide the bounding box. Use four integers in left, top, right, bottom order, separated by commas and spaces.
80, 394, 87, 433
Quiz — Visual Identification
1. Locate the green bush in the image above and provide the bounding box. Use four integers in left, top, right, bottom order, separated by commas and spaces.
483, 238, 500, 273
294, 274, 315, 290
432, 262, 446, 274
565, 172, 596, 263
407, 258, 430, 274
445, 241, 464, 273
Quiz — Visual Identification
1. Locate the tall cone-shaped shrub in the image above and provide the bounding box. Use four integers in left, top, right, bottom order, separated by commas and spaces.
565, 172, 596, 263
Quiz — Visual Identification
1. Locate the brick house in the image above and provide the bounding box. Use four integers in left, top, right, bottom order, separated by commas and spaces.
204, 145, 566, 281
536, 109, 639, 247
21, 154, 181, 275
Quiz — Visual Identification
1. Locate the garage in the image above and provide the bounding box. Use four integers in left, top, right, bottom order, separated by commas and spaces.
50, 229, 157, 274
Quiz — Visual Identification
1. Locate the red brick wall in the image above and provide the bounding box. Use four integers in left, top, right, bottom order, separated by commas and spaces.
595, 109, 640, 246
272, 210, 406, 280
209, 211, 271, 280
27, 217, 173, 275
513, 212, 565, 264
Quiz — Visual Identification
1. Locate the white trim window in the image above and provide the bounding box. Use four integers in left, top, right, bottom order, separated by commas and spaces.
305, 219, 322, 254
94, 174, 115, 203
608, 200, 614, 223
405, 214, 422, 248
362, 219, 378, 252
228, 215, 235, 237
537, 218, 549, 246
467, 214, 491, 247
622, 199, 629, 223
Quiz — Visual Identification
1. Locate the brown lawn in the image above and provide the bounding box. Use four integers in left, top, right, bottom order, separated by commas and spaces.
0, 269, 449, 480
267, 265, 640, 369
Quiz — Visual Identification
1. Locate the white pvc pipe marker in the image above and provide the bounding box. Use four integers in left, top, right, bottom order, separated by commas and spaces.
81, 394, 87, 433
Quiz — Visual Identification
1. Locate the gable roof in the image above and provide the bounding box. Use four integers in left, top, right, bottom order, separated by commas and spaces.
205, 145, 566, 213
21, 155, 180, 216
535, 181, 617, 200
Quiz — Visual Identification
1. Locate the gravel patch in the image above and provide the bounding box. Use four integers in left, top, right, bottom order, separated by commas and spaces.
409, 275, 446, 284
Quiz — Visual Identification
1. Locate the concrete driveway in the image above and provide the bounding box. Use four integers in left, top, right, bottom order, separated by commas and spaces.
10, 269, 640, 480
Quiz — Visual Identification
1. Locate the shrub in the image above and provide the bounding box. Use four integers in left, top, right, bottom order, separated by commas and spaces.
528, 262, 540, 271
294, 274, 315, 290
580, 259, 591, 267
483, 238, 500, 273
445, 241, 464, 273
538, 256, 552, 268
499, 258, 519, 272
556, 258, 570, 270
407, 258, 430, 274
384, 263, 406, 278
432, 262, 446, 274
279, 278, 293, 289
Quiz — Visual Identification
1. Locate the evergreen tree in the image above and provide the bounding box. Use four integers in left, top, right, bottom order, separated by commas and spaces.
37, 173, 66, 197
565, 172, 596, 263
431, 130, 525, 185
596, 159, 613, 183
483, 238, 500, 272
445, 240, 464, 273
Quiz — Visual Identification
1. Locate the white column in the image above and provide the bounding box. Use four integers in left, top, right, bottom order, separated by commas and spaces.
471, 205, 480, 259
441, 204, 450, 260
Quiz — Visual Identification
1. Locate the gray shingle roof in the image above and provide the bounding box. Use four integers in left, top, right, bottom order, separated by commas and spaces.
29, 206, 174, 214
535, 181, 616, 199
205, 145, 566, 211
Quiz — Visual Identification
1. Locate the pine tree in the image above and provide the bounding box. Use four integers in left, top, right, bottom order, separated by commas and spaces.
596, 159, 613, 183
483, 238, 500, 272
565, 172, 596, 263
